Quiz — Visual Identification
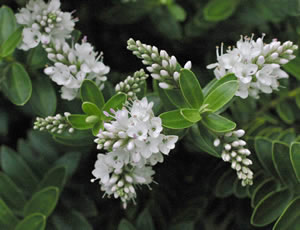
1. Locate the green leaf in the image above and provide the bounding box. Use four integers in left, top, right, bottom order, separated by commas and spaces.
251, 188, 293, 227
273, 197, 300, 230
82, 102, 102, 117
179, 68, 203, 109
251, 178, 278, 208
67, 114, 93, 130
54, 152, 81, 178
169, 222, 194, 230
118, 219, 136, 230
290, 142, 300, 182
165, 88, 190, 108
204, 0, 240, 22
203, 73, 237, 96
0, 6, 17, 45
180, 108, 202, 123
275, 101, 295, 124
153, 80, 176, 111
295, 94, 300, 109
160, 109, 194, 129
167, 3, 187, 22
202, 113, 236, 132
189, 123, 221, 157
0, 27, 22, 58
15, 214, 46, 230
0, 198, 19, 229
136, 209, 155, 230
80, 80, 105, 109
24, 186, 59, 217
283, 56, 300, 80
273, 141, 298, 187
0, 172, 26, 210
38, 166, 67, 191
203, 80, 238, 112
52, 130, 93, 147
254, 137, 279, 179
233, 177, 248, 198
215, 169, 236, 198
2, 62, 32, 106
1, 146, 39, 194
26, 44, 48, 69
102, 93, 127, 120
28, 76, 57, 117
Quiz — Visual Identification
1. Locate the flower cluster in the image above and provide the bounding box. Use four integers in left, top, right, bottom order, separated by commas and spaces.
44, 38, 110, 100
127, 38, 191, 89
115, 69, 148, 100
91, 97, 178, 207
15, 0, 76, 50
214, 129, 253, 186
207, 34, 298, 99
33, 113, 74, 134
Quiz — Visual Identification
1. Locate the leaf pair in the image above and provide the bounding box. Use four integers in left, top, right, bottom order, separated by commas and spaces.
67, 80, 127, 135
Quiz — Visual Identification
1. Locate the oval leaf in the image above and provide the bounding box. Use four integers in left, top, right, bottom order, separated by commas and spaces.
136, 209, 155, 230
160, 109, 194, 129
215, 169, 236, 198
251, 178, 278, 208
203, 73, 237, 96
179, 68, 203, 109
15, 214, 46, 230
251, 188, 293, 227
67, 114, 93, 130
80, 80, 105, 109
204, 0, 240, 22
24, 186, 59, 217
180, 108, 202, 123
102, 93, 127, 120
0, 27, 22, 58
203, 80, 238, 112
202, 113, 236, 132
118, 219, 136, 230
165, 88, 190, 108
82, 102, 102, 117
2, 62, 32, 105
0, 198, 19, 229
0, 6, 17, 44
38, 166, 67, 191
273, 197, 300, 230
290, 142, 300, 182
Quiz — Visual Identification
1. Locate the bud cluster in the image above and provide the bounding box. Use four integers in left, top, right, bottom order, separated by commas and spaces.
127, 38, 191, 89
115, 69, 149, 100
33, 113, 74, 134
214, 129, 253, 186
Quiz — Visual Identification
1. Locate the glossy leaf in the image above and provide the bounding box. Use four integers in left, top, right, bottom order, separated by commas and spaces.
283, 56, 300, 80
102, 93, 127, 120
273, 197, 300, 230
52, 211, 93, 230
118, 219, 136, 230
28, 76, 57, 117
233, 177, 248, 198
0, 27, 22, 58
203, 80, 238, 112
167, 3, 187, 22
1, 146, 39, 194
179, 68, 203, 109
80, 80, 105, 109
0, 198, 19, 229
165, 89, 190, 108
251, 178, 278, 208
203, 73, 237, 96
202, 113, 236, 132
169, 222, 194, 230
54, 152, 81, 178
275, 101, 295, 124
0, 6, 17, 45
0, 172, 26, 210
153, 80, 176, 111
24, 186, 59, 217
67, 114, 93, 130
290, 142, 300, 182
251, 188, 293, 227
204, 0, 240, 22
2, 62, 32, 106
82, 102, 102, 117
180, 108, 202, 123
272, 141, 298, 187
15, 214, 46, 230
160, 109, 194, 129
254, 137, 279, 179
52, 130, 93, 147
26, 44, 48, 69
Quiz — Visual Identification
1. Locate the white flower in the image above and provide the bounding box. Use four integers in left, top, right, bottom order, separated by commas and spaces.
92, 154, 113, 184
159, 135, 178, 155
207, 34, 298, 99
16, 0, 76, 50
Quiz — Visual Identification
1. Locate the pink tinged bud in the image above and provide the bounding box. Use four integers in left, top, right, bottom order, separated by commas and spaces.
213, 139, 220, 147
224, 144, 231, 151
56, 54, 65, 61
160, 70, 169, 76
170, 56, 177, 68
239, 140, 246, 146
151, 53, 157, 59
125, 175, 133, 183
159, 82, 171, 89
118, 131, 127, 138
104, 140, 112, 148
234, 129, 245, 137
231, 141, 240, 147
151, 73, 161, 80
113, 140, 123, 149
270, 52, 279, 60
109, 176, 119, 184
285, 49, 293, 54
129, 185, 135, 193
184, 61, 192, 69
117, 180, 124, 187
162, 60, 168, 68
146, 66, 153, 72
279, 59, 289, 64
231, 151, 237, 157
103, 111, 110, 117
110, 108, 116, 114
160, 50, 168, 58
